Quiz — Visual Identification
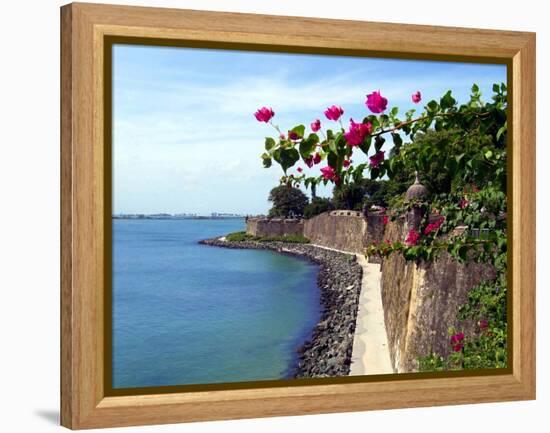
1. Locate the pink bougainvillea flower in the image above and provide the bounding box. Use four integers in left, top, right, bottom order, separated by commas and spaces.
450, 332, 465, 344
366, 90, 388, 113
383, 215, 389, 225
405, 228, 421, 246
450, 332, 465, 352
253, 107, 275, 122
344, 119, 372, 147
459, 198, 469, 209
343, 159, 351, 168
324, 105, 344, 121
412, 91, 422, 104
320, 165, 337, 181
424, 216, 445, 235
304, 156, 314, 168
479, 319, 489, 331
369, 151, 385, 168
311, 119, 321, 132
288, 130, 301, 141
313, 152, 322, 165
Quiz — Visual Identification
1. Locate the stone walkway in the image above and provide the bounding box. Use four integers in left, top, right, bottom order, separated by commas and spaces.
306, 243, 393, 375
349, 255, 394, 375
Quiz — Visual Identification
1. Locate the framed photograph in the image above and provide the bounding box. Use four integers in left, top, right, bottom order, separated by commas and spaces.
60, 2, 535, 429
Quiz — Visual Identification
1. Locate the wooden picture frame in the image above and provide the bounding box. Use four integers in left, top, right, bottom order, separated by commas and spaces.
60, 2, 536, 429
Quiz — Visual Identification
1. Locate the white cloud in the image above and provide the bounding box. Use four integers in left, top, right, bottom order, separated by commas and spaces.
113, 51, 505, 214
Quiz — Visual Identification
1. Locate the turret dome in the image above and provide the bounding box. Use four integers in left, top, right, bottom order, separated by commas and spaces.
405, 172, 428, 202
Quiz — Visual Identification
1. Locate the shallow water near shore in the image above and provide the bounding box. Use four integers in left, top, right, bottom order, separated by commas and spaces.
112, 218, 320, 388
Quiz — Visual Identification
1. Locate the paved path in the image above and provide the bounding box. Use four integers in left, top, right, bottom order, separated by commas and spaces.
289, 243, 393, 375
349, 255, 394, 375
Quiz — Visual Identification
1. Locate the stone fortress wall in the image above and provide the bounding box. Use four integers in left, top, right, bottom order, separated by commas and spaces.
245, 210, 493, 373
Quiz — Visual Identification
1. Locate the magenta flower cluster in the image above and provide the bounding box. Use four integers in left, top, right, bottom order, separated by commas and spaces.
424, 216, 445, 235
304, 152, 322, 168
324, 105, 344, 121
366, 90, 388, 113
253, 107, 275, 123
369, 151, 385, 168
344, 119, 372, 147
320, 166, 338, 182
254, 88, 423, 184
412, 91, 422, 104
310, 119, 321, 132
405, 228, 421, 246
450, 332, 465, 352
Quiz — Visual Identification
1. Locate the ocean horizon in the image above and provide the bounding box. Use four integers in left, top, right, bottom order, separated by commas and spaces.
112, 218, 321, 388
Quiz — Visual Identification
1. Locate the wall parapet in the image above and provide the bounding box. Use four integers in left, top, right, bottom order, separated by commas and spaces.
246, 217, 304, 237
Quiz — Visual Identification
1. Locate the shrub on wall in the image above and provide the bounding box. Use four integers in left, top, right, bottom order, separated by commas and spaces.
303, 197, 334, 219
332, 182, 366, 210
267, 185, 309, 218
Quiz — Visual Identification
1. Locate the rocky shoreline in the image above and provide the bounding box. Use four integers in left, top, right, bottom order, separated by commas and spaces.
199, 237, 363, 378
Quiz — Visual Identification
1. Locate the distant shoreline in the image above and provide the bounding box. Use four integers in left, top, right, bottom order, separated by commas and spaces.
113, 215, 245, 220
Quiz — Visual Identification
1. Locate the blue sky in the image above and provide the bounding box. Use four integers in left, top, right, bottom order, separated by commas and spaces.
112, 45, 506, 215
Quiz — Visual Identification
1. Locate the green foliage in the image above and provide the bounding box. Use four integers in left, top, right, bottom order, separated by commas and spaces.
260, 83, 507, 194
303, 197, 334, 219
332, 182, 366, 210
225, 231, 253, 242
224, 231, 310, 244
267, 185, 309, 218
362, 178, 406, 209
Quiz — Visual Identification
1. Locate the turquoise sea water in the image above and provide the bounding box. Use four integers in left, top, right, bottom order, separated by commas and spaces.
112, 219, 320, 388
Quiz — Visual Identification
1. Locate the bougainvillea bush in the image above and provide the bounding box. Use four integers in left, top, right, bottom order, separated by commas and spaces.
254, 83, 508, 371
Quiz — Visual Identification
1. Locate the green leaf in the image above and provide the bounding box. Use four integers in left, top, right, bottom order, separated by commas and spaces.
391, 132, 403, 147
290, 124, 305, 138
327, 152, 338, 169
492, 83, 500, 93
299, 134, 318, 159
471, 83, 480, 94
458, 245, 469, 261
447, 157, 458, 176
363, 115, 380, 130
427, 100, 439, 113
374, 136, 385, 152
440, 90, 456, 109
265, 137, 276, 152
262, 155, 272, 168
358, 135, 372, 156
272, 148, 281, 164
496, 123, 507, 141
328, 139, 338, 154
279, 148, 300, 173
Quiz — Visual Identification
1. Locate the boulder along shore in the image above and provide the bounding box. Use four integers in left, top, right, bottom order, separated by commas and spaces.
199, 237, 363, 378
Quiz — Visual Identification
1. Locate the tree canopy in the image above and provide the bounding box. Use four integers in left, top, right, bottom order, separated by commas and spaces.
267, 185, 309, 218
